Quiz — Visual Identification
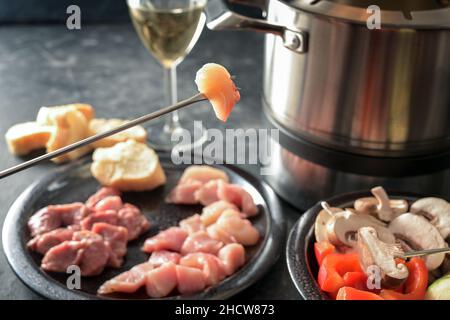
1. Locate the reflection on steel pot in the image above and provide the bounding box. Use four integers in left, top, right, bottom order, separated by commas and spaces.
207, 0, 450, 208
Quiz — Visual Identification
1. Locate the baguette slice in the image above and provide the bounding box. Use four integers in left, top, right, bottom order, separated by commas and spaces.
37, 103, 94, 124
88, 118, 147, 148
91, 140, 166, 191
5, 122, 53, 156
44, 108, 91, 163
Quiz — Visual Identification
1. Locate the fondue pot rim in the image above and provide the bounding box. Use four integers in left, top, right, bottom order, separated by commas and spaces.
276, 0, 450, 29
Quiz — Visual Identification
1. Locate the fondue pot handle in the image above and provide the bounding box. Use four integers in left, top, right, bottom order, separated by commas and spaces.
206, 0, 308, 53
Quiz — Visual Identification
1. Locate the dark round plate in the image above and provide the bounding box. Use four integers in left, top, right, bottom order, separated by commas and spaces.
286, 190, 423, 300
2, 153, 285, 300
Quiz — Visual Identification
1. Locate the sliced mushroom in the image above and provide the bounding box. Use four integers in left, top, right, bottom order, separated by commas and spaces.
371, 186, 395, 222
326, 210, 396, 247
410, 197, 450, 240
357, 227, 409, 289
389, 213, 447, 270
314, 202, 342, 242
354, 187, 408, 221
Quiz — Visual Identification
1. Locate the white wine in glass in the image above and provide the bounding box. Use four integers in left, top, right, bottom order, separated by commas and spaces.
127, 0, 208, 151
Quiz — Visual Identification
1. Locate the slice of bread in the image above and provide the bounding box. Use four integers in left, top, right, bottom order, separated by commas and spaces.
5, 122, 53, 155
44, 108, 91, 163
91, 140, 166, 191
37, 103, 94, 125
88, 118, 147, 148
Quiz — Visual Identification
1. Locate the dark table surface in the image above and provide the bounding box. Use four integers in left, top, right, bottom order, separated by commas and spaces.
0, 24, 302, 300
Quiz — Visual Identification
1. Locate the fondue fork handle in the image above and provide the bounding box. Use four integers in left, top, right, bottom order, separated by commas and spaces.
397, 247, 450, 259
0, 93, 207, 180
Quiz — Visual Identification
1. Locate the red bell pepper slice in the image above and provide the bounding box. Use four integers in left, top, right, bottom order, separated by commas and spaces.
318, 253, 363, 293
336, 287, 384, 300
314, 241, 335, 266
379, 258, 428, 300
343, 272, 369, 291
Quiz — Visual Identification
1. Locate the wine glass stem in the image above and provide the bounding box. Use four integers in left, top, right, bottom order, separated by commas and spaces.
164, 65, 180, 133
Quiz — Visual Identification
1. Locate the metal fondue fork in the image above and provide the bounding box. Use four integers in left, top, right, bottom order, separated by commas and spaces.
0, 93, 207, 180
397, 247, 450, 259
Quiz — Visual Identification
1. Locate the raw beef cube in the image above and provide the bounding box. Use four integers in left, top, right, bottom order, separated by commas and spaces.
117, 204, 150, 241
92, 222, 128, 268
27, 228, 75, 255
80, 210, 118, 230
94, 196, 123, 212
86, 187, 121, 209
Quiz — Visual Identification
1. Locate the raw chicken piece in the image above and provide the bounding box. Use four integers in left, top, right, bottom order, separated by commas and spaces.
117, 204, 150, 241
179, 165, 229, 185
142, 227, 188, 253
148, 250, 181, 268
180, 253, 226, 286
28, 203, 88, 236
206, 224, 236, 245
215, 209, 260, 246
41, 234, 111, 276
166, 179, 203, 204
176, 265, 206, 295
145, 262, 178, 298
85, 187, 121, 209
92, 223, 128, 268
217, 182, 258, 217
201, 200, 239, 226
179, 214, 205, 235
194, 180, 221, 206
181, 231, 223, 255
80, 210, 118, 230
98, 262, 154, 294
27, 228, 75, 255
195, 63, 240, 122
218, 243, 246, 276
94, 195, 123, 212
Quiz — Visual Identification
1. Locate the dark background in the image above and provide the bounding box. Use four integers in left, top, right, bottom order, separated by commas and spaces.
0, 0, 302, 300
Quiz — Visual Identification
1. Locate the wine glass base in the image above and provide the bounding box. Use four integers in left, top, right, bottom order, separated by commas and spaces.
147, 119, 208, 153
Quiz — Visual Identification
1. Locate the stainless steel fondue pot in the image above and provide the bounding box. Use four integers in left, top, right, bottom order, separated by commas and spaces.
208, 0, 450, 209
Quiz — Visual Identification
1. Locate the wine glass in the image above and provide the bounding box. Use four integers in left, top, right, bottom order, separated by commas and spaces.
127, 0, 208, 151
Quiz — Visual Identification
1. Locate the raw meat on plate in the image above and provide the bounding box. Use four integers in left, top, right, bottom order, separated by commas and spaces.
217, 243, 246, 276
148, 250, 181, 268
179, 165, 229, 185
97, 262, 154, 294
86, 187, 121, 210
142, 227, 188, 253
200, 200, 239, 226
179, 214, 205, 235
180, 231, 224, 255
180, 253, 226, 286
41, 233, 111, 276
